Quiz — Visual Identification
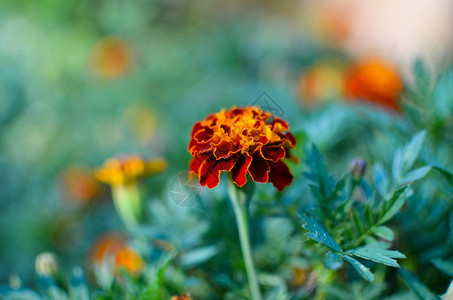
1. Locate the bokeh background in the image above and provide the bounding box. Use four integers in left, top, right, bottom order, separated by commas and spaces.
1, 0, 452, 288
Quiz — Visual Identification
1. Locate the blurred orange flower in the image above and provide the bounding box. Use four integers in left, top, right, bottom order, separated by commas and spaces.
91, 233, 145, 276
91, 233, 126, 264
96, 156, 167, 186
170, 294, 192, 300
297, 60, 345, 108
343, 59, 402, 111
63, 165, 100, 203
289, 266, 308, 287
114, 246, 145, 276
189, 106, 296, 191
91, 37, 131, 79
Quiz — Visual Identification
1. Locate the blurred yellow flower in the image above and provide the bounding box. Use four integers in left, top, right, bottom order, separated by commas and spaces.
91, 37, 131, 80
96, 156, 167, 186
297, 60, 346, 108
122, 105, 157, 145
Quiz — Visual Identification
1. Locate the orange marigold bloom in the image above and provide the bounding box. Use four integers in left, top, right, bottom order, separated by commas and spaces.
343, 59, 402, 111
90, 233, 145, 276
289, 266, 308, 287
188, 106, 296, 192
96, 156, 167, 186
91, 233, 126, 264
91, 37, 131, 80
171, 294, 192, 300
114, 246, 145, 276
63, 165, 100, 202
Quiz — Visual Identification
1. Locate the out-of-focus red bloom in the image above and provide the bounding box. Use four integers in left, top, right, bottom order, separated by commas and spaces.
63, 166, 100, 203
91, 37, 131, 80
343, 59, 402, 111
188, 106, 296, 192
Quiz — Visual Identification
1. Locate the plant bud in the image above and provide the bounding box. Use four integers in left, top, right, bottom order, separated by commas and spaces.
35, 252, 59, 276
349, 159, 367, 179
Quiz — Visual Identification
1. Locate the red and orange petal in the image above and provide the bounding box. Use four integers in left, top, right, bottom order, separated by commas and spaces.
188, 106, 296, 191
343, 59, 402, 111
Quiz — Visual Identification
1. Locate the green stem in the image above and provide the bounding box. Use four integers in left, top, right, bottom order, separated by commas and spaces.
227, 181, 261, 300
112, 183, 144, 229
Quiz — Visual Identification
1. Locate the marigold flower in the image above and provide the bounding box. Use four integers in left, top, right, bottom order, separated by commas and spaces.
96, 156, 167, 186
297, 60, 345, 108
35, 252, 59, 277
170, 294, 192, 300
62, 165, 100, 203
91, 233, 126, 264
289, 266, 308, 287
91, 37, 131, 80
91, 234, 145, 277
122, 105, 157, 144
114, 246, 145, 276
188, 106, 296, 191
343, 59, 402, 111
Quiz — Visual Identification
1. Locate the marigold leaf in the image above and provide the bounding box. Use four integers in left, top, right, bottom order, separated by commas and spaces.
181, 245, 217, 267
69, 267, 89, 300
353, 209, 365, 235
301, 215, 343, 253
344, 255, 375, 282
304, 144, 335, 201
400, 166, 431, 185
373, 163, 389, 198
393, 131, 427, 181
399, 268, 438, 300
325, 252, 343, 270
432, 258, 453, 276
378, 187, 407, 225
346, 247, 405, 268
373, 226, 394, 241
413, 59, 432, 98
433, 70, 453, 119
0, 288, 41, 300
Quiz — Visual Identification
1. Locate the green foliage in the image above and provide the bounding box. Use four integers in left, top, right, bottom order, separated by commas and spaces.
301, 131, 432, 283
138, 253, 176, 300
399, 269, 439, 300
